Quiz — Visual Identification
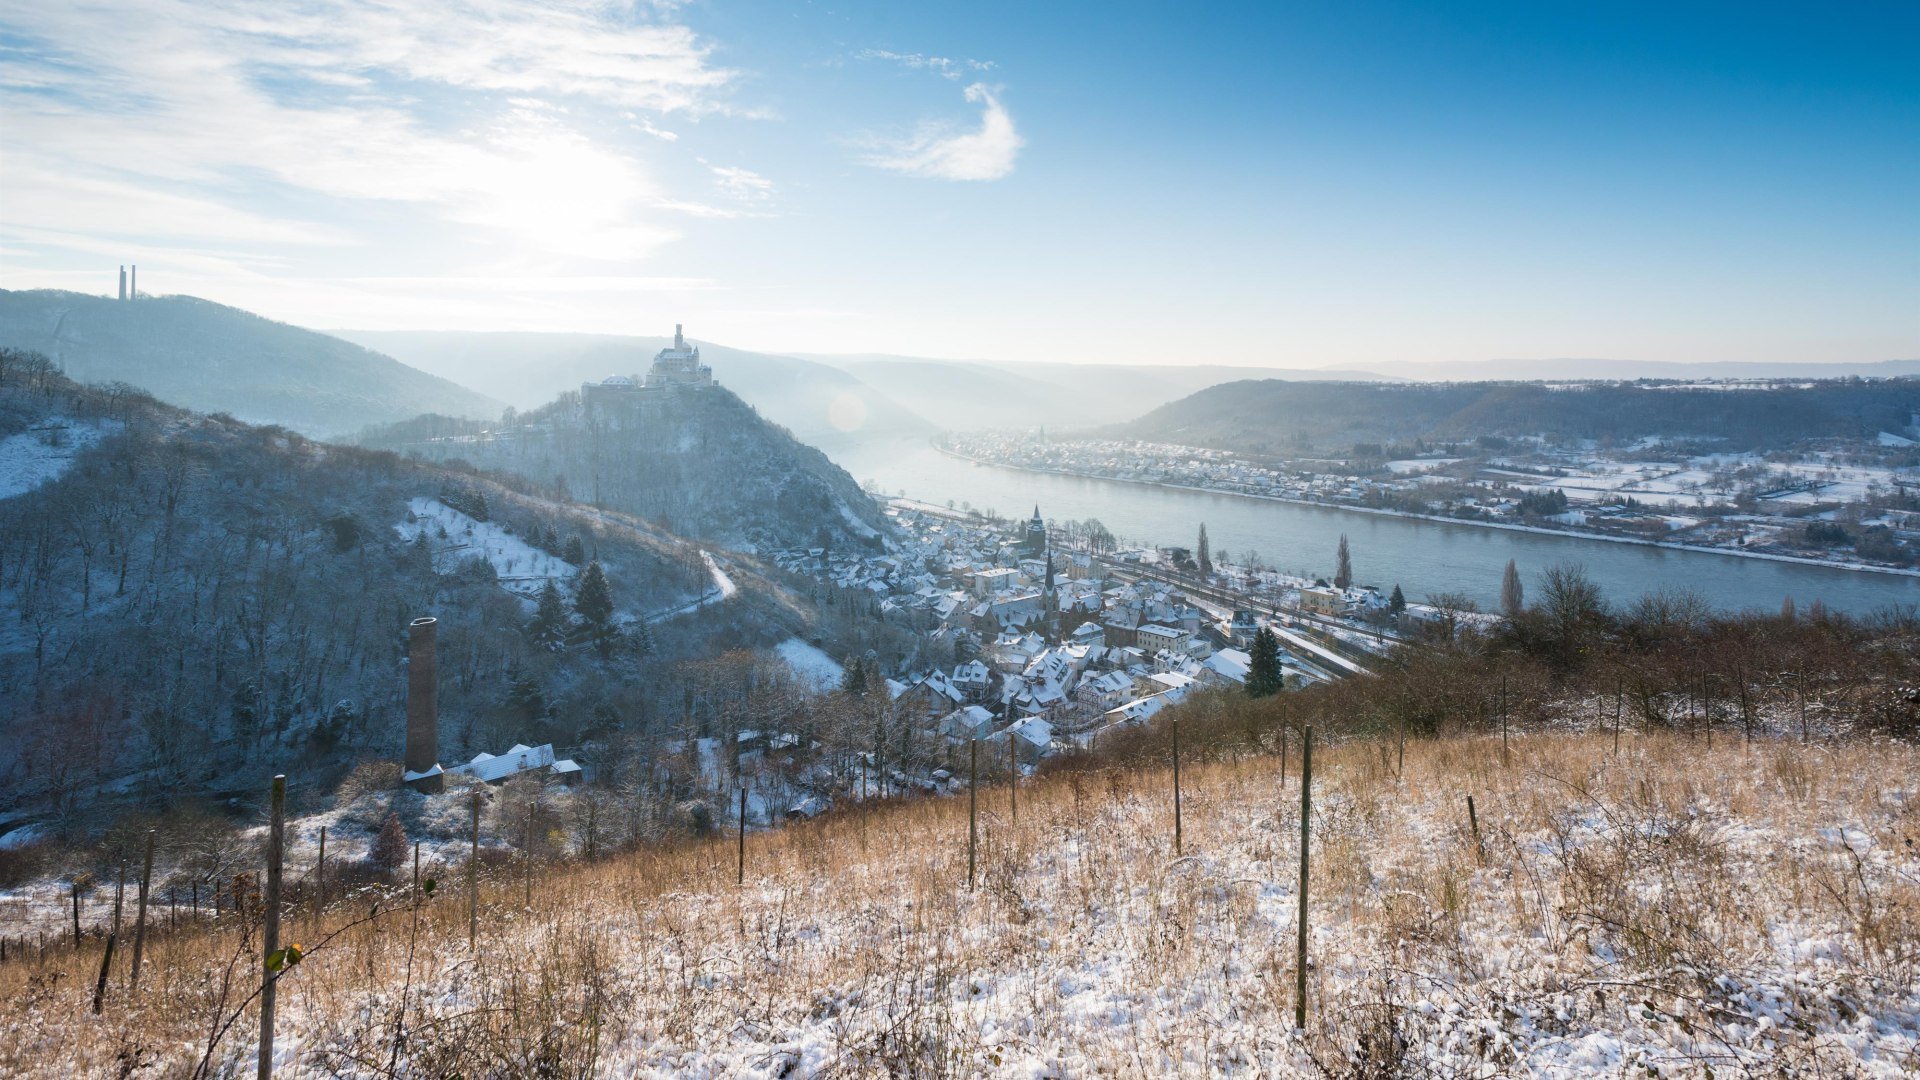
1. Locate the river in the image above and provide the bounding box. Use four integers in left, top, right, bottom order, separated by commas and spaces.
824, 438, 1917, 618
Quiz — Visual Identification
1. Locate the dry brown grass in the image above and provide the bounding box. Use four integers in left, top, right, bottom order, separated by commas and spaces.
4, 729, 1917, 1077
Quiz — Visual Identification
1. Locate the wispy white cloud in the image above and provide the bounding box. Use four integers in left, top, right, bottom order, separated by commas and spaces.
862, 83, 1024, 182
705, 163, 775, 201
0, 0, 745, 272
858, 49, 995, 81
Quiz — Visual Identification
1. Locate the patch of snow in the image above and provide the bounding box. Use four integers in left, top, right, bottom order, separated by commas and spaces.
0, 418, 115, 500
0, 824, 47, 850
776, 638, 844, 691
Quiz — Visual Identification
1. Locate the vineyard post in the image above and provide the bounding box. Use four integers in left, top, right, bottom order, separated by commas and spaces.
968, 739, 979, 890
1295, 725, 1314, 1031
258, 774, 286, 1080
130, 829, 154, 989
1008, 734, 1018, 823
1172, 717, 1183, 855
468, 787, 480, 951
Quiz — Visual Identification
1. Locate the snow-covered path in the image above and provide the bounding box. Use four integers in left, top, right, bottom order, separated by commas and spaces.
642, 551, 737, 623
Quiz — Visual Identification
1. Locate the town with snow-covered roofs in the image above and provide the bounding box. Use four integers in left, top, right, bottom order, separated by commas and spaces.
767, 501, 1381, 771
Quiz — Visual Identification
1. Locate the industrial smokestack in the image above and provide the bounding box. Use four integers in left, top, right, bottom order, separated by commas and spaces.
129, 265, 136, 300
118, 266, 126, 301
404, 617, 443, 791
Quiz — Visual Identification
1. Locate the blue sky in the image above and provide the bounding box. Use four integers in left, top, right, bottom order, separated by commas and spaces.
1, 0, 1914, 366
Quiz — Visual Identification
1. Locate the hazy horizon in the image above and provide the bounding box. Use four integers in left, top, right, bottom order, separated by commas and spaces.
3, 1, 1916, 368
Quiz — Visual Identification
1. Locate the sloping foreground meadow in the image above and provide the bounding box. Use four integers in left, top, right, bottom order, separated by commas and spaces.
3, 726, 1916, 1077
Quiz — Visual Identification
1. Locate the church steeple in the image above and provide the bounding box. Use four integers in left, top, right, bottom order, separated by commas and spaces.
1023, 505, 1047, 555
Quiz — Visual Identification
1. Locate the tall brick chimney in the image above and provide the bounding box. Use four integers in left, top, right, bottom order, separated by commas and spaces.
404, 616, 443, 791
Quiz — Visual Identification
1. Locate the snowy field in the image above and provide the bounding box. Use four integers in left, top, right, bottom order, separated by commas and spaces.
0, 418, 115, 500
1489, 454, 1914, 511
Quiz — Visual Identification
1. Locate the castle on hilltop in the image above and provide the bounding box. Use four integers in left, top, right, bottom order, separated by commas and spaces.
582, 324, 713, 403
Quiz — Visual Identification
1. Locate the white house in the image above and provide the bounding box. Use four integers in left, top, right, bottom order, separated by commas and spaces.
447, 743, 582, 786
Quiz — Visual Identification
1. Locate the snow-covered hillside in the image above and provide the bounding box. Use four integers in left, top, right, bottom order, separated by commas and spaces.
395, 496, 574, 602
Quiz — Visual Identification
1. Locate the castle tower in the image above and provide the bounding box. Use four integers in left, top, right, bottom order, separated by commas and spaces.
674, 323, 685, 350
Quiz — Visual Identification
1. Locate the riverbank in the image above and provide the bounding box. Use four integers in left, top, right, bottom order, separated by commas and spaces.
933, 444, 1920, 580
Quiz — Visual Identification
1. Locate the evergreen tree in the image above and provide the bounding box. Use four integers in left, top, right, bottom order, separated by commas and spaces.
631, 620, 656, 658
574, 561, 614, 627
573, 560, 620, 658
1334, 534, 1353, 591
529, 579, 571, 649
842, 656, 869, 697
368, 812, 407, 874
506, 667, 546, 721
1197, 523, 1212, 576
563, 534, 587, 564
1389, 584, 1406, 615
1501, 559, 1525, 616
409, 531, 434, 576
1246, 627, 1283, 698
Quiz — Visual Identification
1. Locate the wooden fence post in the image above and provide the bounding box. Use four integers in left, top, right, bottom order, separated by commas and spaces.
1008, 735, 1018, 823
316, 826, 327, 914
468, 787, 480, 951
1172, 717, 1183, 856
91, 932, 115, 1014
1500, 683, 1510, 768
1467, 794, 1482, 861
736, 787, 747, 886
524, 803, 535, 907
1613, 678, 1623, 754
71, 880, 82, 948
130, 829, 154, 989
111, 864, 125, 942
1799, 680, 1808, 744
968, 739, 979, 890
1295, 725, 1313, 1032
259, 774, 286, 1080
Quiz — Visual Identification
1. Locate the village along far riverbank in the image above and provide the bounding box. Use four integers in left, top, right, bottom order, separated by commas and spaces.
824, 437, 1920, 619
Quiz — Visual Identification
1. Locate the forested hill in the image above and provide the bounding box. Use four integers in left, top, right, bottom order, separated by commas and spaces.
354, 383, 895, 551
0, 349, 808, 820
1113, 378, 1920, 454
0, 290, 503, 438
335, 329, 934, 447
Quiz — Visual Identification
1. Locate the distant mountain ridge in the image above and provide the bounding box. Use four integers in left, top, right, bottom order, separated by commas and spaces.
1114, 377, 1920, 455
1341, 357, 1920, 382
798, 355, 1393, 432
0, 290, 503, 437
334, 330, 933, 446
